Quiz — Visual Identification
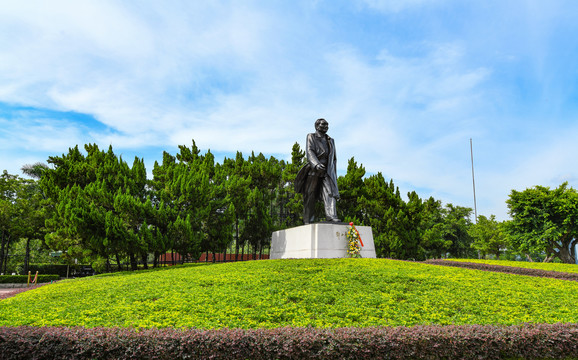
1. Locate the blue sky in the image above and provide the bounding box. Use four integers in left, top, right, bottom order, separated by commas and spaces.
1, 0, 578, 221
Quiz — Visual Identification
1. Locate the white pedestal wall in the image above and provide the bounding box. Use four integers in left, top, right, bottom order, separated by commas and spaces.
270, 223, 376, 259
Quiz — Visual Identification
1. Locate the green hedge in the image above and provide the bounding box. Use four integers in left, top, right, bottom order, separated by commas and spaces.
27, 264, 93, 277
27, 264, 70, 277
0, 275, 59, 284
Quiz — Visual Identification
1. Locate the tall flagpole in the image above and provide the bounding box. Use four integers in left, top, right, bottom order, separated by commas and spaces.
470, 138, 478, 224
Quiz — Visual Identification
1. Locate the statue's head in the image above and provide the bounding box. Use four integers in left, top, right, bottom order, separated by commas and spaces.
315, 118, 328, 133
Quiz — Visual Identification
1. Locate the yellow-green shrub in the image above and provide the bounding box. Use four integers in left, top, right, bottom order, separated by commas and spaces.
1, 259, 577, 329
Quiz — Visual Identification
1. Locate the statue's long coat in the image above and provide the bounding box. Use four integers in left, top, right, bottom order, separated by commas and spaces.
294, 132, 339, 199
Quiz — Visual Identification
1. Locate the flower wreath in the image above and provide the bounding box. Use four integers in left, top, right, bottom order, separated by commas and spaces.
346, 222, 364, 258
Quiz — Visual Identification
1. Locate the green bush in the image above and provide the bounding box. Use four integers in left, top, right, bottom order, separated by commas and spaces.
90, 258, 107, 274
27, 264, 94, 277
0, 275, 59, 284
27, 264, 69, 277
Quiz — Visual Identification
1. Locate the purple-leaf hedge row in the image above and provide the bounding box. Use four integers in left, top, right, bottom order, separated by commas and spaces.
1, 324, 577, 359
424, 259, 578, 281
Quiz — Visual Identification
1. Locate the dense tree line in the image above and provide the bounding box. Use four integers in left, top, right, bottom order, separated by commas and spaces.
0, 170, 49, 274
26, 141, 478, 268
2, 141, 577, 273
34, 142, 291, 270
336, 159, 476, 260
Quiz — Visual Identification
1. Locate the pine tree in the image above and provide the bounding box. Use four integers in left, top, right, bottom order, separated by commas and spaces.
280, 142, 305, 227
337, 157, 366, 223
41, 144, 154, 270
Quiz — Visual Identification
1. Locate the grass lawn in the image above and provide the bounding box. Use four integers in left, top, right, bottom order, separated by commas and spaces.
1, 258, 577, 329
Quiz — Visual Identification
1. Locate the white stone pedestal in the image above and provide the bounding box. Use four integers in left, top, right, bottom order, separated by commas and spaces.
270, 223, 376, 259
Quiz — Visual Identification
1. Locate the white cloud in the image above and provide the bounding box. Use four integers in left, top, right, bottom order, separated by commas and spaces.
0, 1, 275, 128
0, 115, 85, 153
0, 0, 493, 212
1, 0, 578, 223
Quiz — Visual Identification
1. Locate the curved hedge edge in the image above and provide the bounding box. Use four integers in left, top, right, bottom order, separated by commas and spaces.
0, 323, 577, 360
0, 283, 50, 301
423, 259, 578, 281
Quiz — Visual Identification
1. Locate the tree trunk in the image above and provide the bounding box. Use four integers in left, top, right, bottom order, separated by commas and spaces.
557, 243, 574, 264
1, 231, 13, 274
115, 253, 122, 271
129, 252, 138, 271
235, 218, 240, 262
241, 243, 245, 261
0, 230, 7, 274
23, 238, 31, 274
141, 253, 148, 269
280, 192, 284, 226
525, 254, 534, 262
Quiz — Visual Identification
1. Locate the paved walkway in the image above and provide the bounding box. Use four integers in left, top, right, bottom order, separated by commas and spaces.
0, 284, 46, 300
0, 288, 20, 300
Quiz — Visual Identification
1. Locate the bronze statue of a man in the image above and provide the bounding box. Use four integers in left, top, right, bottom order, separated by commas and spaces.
295, 118, 340, 224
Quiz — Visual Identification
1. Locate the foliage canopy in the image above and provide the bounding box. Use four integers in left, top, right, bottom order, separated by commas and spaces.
507, 182, 578, 263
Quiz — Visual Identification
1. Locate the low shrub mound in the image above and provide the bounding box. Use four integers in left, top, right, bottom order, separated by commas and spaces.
1, 323, 577, 360
1, 259, 578, 329
424, 259, 578, 281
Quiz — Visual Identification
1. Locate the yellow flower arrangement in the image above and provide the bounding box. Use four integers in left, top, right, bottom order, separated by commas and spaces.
346, 222, 363, 258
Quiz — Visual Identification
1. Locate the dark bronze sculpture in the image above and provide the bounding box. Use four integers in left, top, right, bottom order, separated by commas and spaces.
295, 118, 340, 224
